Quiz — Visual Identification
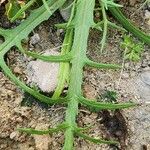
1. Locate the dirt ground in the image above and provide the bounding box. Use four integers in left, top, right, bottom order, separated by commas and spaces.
0, 1, 150, 150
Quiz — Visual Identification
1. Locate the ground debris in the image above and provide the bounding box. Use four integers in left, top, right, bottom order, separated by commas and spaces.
33, 123, 52, 150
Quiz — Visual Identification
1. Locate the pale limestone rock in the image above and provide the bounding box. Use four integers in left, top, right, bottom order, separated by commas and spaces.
27, 50, 60, 93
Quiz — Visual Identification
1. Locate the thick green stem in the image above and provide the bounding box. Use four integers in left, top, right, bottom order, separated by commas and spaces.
63, 0, 95, 149
25, 51, 73, 62
52, 29, 73, 98
100, 0, 108, 52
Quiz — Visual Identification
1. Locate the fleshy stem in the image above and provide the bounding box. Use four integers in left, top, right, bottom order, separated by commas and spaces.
63, 0, 95, 149
100, 0, 108, 52
52, 28, 73, 98
109, 7, 150, 45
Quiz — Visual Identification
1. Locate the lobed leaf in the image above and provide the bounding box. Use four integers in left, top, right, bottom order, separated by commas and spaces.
25, 51, 73, 62
75, 131, 119, 144
85, 59, 121, 69
78, 96, 137, 111
18, 123, 69, 135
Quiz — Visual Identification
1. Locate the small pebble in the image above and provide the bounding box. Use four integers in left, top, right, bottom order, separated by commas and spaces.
10, 131, 18, 139
30, 33, 40, 46
13, 66, 22, 74
122, 73, 129, 79
141, 71, 150, 85
144, 10, 150, 19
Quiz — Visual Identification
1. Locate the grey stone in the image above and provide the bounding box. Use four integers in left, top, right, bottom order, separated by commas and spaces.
30, 33, 40, 46
27, 50, 60, 93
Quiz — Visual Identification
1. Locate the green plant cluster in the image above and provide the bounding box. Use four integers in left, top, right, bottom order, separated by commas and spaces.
121, 35, 144, 61
0, 0, 150, 149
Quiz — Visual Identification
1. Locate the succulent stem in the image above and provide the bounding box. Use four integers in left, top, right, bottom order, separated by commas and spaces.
109, 7, 150, 45
63, 0, 95, 149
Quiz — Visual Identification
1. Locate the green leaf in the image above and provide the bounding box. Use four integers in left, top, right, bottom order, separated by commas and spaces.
85, 59, 121, 69
5, 0, 25, 20
11, 0, 36, 22
101, 0, 122, 10
18, 123, 69, 135
75, 131, 119, 144
42, 0, 52, 14
109, 7, 150, 44
121, 35, 144, 62
25, 51, 73, 62
78, 96, 137, 111
102, 90, 118, 102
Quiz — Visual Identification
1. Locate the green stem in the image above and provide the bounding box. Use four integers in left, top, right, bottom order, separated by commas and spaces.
52, 29, 73, 98
63, 0, 95, 149
109, 7, 150, 45
0, 28, 9, 39
75, 131, 119, 144
100, 0, 108, 52
85, 58, 121, 69
25, 51, 73, 62
78, 96, 137, 111
42, 0, 52, 14
18, 123, 69, 135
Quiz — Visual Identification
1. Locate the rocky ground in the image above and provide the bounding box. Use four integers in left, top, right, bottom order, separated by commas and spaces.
0, 1, 150, 150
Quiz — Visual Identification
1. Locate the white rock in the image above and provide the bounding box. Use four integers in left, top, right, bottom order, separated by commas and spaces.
10, 131, 18, 139
27, 50, 60, 92
145, 10, 150, 19
30, 33, 40, 45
